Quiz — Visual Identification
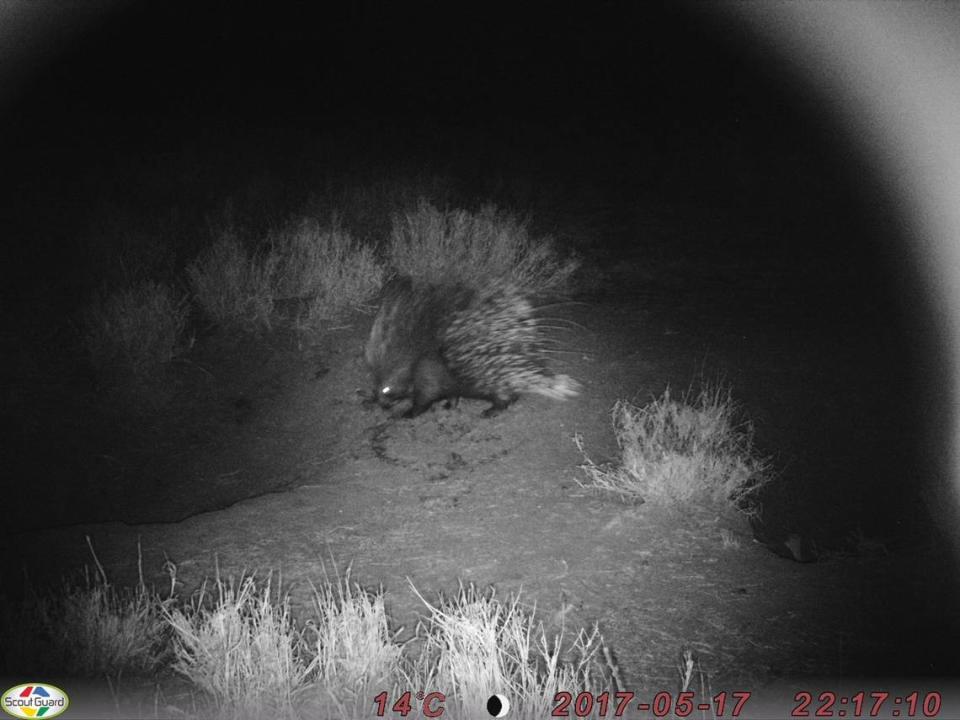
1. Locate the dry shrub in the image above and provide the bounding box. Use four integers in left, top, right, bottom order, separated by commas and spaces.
576, 385, 772, 516
388, 200, 579, 295
268, 216, 384, 328
187, 230, 276, 330
82, 279, 190, 380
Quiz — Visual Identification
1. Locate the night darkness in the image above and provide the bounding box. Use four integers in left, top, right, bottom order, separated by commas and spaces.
1, 0, 958, 712
3, 2, 900, 340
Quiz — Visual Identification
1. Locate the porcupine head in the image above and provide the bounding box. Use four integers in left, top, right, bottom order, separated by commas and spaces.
364, 277, 462, 417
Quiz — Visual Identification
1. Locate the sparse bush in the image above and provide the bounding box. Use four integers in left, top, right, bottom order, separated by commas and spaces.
388, 200, 580, 294
268, 216, 385, 329
82, 279, 190, 380
575, 385, 772, 516
187, 230, 277, 331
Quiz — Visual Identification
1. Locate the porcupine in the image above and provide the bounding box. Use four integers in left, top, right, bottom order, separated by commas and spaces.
364, 275, 580, 418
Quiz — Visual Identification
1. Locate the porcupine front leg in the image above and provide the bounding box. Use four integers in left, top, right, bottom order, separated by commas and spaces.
400, 356, 458, 418
481, 393, 518, 418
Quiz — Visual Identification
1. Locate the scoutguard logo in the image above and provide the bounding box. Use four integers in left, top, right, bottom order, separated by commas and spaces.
2, 684, 69, 719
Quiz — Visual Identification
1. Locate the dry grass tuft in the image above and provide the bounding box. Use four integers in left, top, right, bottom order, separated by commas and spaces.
575, 385, 772, 516
1, 560, 619, 719
406, 582, 610, 719
300, 568, 403, 717
163, 572, 308, 717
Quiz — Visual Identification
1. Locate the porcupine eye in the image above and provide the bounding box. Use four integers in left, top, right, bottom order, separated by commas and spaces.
379, 384, 404, 404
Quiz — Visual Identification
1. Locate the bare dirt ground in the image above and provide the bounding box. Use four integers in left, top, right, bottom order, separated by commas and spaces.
6, 233, 958, 714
